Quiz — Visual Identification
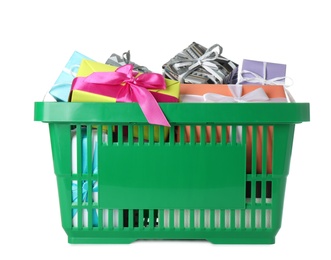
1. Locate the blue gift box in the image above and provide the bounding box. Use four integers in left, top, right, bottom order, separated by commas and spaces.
49, 51, 94, 102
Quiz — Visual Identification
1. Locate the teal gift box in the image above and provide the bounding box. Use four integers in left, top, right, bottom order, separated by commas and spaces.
49, 51, 94, 102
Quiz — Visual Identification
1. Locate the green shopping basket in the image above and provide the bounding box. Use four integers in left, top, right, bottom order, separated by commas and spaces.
34, 102, 310, 244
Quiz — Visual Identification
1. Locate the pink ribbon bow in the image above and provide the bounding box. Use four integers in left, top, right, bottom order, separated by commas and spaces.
72, 64, 170, 126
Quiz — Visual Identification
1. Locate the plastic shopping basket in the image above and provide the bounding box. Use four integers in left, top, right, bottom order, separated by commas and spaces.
34, 102, 310, 244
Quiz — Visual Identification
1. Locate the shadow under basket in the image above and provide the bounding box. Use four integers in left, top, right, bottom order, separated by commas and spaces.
34, 102, 309, 244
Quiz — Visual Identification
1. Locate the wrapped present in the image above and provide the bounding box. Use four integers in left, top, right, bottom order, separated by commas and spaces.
71, 128, 103, 227
162, 42, 238, 84
106, 50, 151, 73
70, 59, 180, 141
180, 84, 287, 103
239, 59, 286, 85
238, 59, 294, 102
179, 84, 288, 174
49, 51, 94, 102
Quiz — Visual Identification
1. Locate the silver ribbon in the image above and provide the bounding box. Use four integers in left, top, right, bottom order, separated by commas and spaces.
169, 44, 229, 83
106, 50, 150, 73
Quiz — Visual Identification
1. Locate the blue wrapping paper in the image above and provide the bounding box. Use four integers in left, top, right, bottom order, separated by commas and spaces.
49, 51, 94, 102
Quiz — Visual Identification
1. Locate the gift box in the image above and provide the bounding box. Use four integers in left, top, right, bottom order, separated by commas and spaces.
71, 128, 103, 227
106, 50, 151, 73
238, 59, 295, 102
70, 59, 180, 141
162, 42, 238, 84
49, 51, 94, 102
179, 84, 288, 174
239, 59, 286, 85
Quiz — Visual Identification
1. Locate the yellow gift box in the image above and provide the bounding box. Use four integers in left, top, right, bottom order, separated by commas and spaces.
70, 59, 180, 141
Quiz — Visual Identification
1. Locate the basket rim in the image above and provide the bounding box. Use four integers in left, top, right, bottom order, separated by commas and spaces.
34, 102, 310, 124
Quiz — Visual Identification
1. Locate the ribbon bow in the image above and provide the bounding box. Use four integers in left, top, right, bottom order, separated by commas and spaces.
106, 50, 150, 73
72, 64, 170, 126
181, 84, 270, 103
239, 71, 288, 86
170, 44, 229, 83
122, 51, 151, 73
204, 84, 269, 102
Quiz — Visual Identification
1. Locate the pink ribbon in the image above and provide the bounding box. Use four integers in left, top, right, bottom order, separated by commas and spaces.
72, 64, 170, 126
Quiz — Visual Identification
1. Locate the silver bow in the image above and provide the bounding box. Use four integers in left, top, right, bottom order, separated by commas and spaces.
168, 44, 230, 83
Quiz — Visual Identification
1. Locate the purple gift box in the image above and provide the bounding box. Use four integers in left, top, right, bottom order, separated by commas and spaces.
239, 59, 287, 85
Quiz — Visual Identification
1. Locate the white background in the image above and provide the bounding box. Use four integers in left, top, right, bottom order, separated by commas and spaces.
1, 0, 329, 259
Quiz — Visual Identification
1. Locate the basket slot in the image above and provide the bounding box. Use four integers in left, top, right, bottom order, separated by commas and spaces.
72, 207, 99, 228
101, 209, 108, 228
71, 125, 100, 229
266, 209, 272, 228
163, 209, 170, 228
246, 180, 272, 204
109, 209, 117, 227
173, 209, 180, 228
204, 210, 211, 228
246, 125, 273, 175
266, 181, 272, 202
106, 124, 170, 144
71, 125, 80, 175
184, 209, 190, 228
255, 210, 262, 228
194, 210, 200, 228
71, 206, 273, 230
245, 209, 251, 228
144, 209, 158, 228
256, 181, 262, 203
176, 124, 244, 144
235, 210, 241, 228
121, 209, 159, 228
71, 125, 97, 176
246, 208, 267, 229
214, 210, 221, 228
71, 180, 99, 228
246, 181, 251, 202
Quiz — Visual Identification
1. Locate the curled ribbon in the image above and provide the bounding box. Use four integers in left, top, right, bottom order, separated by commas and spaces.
72, 64, 170, 126
238, 62, 295, 102
170, 44, 229, 83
